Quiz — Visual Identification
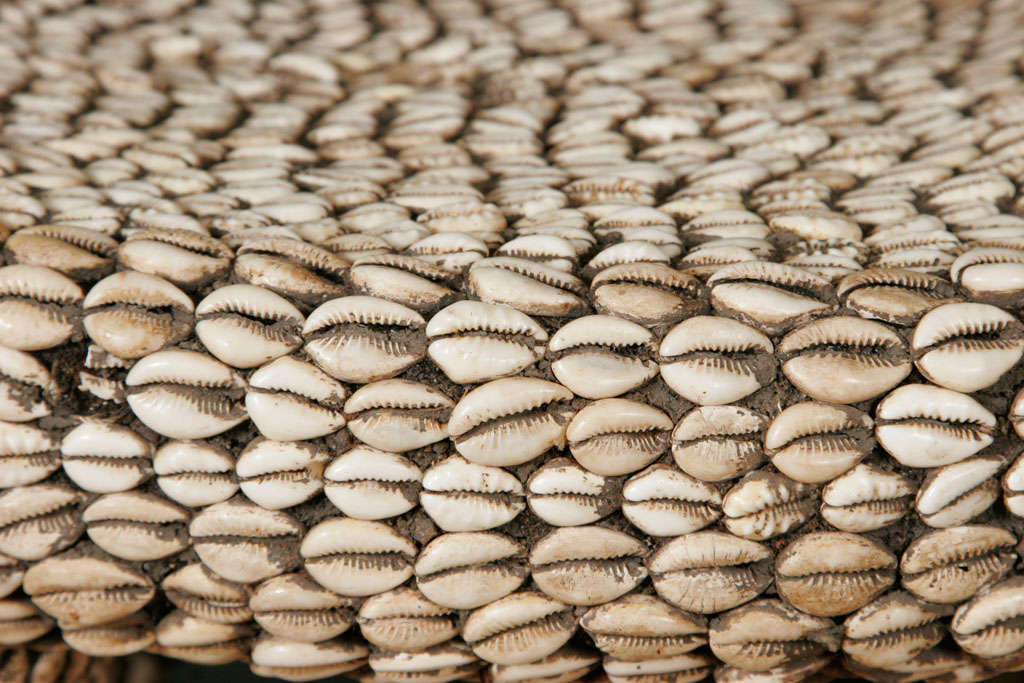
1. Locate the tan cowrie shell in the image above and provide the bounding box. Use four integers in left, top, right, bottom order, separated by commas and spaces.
82, 491, 189, 561
777, 317, 911, 404
580, 594, 707, 659
0, 598, 54, 645
325, 234, 392, 262
234, 238, 348, 307
60, 421, 152, 493
671, 406, 768, 482
0, 553, 24, 598
117, 229, 232, 289
821, 464, 915, 532
462, 592, 576, 666
496, 234, 578, 272
0, 420, 59, 487
344, 380, 452, 452
583, 241, 672, 279
245, 356, 347, 441
236, 438, 329, 510
836, 267, 957, 326
708, 261, 835, 335
250, 635, 369, 682
82, 270, 194, 360
467, 257, 589, 318
358, 587, 459, 652
952, 576, 1024, 658
685, 159, 771, 193
951, 247, 1024, 306
125, 348, 247, 440
1005, 453, 1024, 517
489, 645, 598, 683
843, 645, 978, 683
843, 592, 953, 669
0, 346, 52, 422
448, 377, 574, 467
875, 384, 997, 468
602, 651, 715, 683
912, 303, 1024, 393
659, 316, 775, 405
414, 532, 527, 610
154, 440, 237, 508
709, 599, 840, 673
722, 471, 818, 541
0, 265, 83, 350
562, 176, 655, 206
0, 482, 83, 561
391, 183, 483, 212
765, 402, 874, 484
901, 525, 1017, 604
923, 171, 1015, 207
189, 498, 303, 584
589, 263, 705, 328
194, 285, 304, 369
647, 531, 772, 614
301, 517, 416, 596
303, 296, 426, 383
548, 316, 657, 399
679, 210, 769, 247
426, 301, 547, 384
406, 233, 488, 273
622, 464, 722, 536
417, 200, 507, 235
153, 610, 253, 665
250, 572, 357, 642
769, 209, 863, 242
162, 563, 252, 625
4, 225, 117, 281
775, 531, 896, 617
660, 187, 746, 223
526, 458, 616, 527
420, 455, 525, 531
566, 399, 672, 476
324, 446, 421, 520
529, 526, 647, 606
23, 550, 155, 627
916, 454, 1004, 528
369, 643, 483, 683
348, 254, 458, 314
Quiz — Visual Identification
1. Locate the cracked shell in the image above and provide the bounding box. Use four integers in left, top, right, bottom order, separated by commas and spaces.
125, 348, 247, 440
842, 592, 952, 669
448, 377, 574, 467
580, 594, 707, 659
671, 406, 768, 482
300, 517, 416, 597
236, 438, 329, 510
775, 531, 896, 617
344, 379, 452, 452
162, 563, 253, 625
647, 531, 773, 614
195, 285, 304, 369
622, 464, 722, 536
708, 599, 840, 672
82, 491, 190, 562
0, 265, 83, 351
527, 458, 617, 527
778, 317, 911, 404
548, 315, 657, 399
820, 463, 915, 532
245, 356, 347, 441
60, 421, 152, 494
414, 532, 528, 610
529, 526, 647, 606
461, 592, 576, 666
901, 525, 1017, 604
659, 316, 775, 405
875, 384, 997, 468
419, 455, 525, 532
765, 402, 874, 484
302, 296, 426, 383
154, 440, 238, 508
722, 471, 818, 541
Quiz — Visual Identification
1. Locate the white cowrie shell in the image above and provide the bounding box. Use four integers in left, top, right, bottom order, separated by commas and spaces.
154, 440, 238, 508
369, 643, 482, 683
414, 532, 527, 610
420, 455, 525, 531
548, 315, 657, 399
580, 594, 708, 660
836, 267, 958, 326
765, 402, 874, 484
0, 482, 83, 561
426, 301, 547, 384
0, 553, 24, 599
153, 610, 253, 665
162, 563, 252, 625
566, 398, 672, 476
462, 592, 576, 666
659, 316, 775, 405
490, 646, 599, 683
602, 651, 715, 683
0, 420, 60, 488
0, 265, 83, 350
195, 285, 304, 369
901, 525, 1017, 604
707, 261, 835, 335
82, 491, 190, 561
1004, 452, 1024, 517
911, 303, 1024, 393
821, 464, 915, 532
842, 592, 952, 669
300, 517, 416, 597
324, 446, 422, 520
529, 526, 647, 606
303, 296, 426, 383
245, 356, 347, 441
0, 346, 53, 422
875, 384, 996, 468
249, 572, 357, 643
448, 377, 574, 467
915, 454, 1004, 528
116, 228, 233, 290
526, 457, 616, 527
249, 635, 369, 681
61, 421, 152, 493
951, 576, 1024, 659
357, 586, 459, 652
722, 471, 818, 541
671, 406, 768, 482
344, 379, 452, 452
950, 247, 1024, 306
236, 438, 329, 510
622, 464, 722, 536
126, 348, 247, 439
467, 257, 589, 318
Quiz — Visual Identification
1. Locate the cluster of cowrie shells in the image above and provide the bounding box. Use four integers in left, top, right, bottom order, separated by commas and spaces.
6, 0, 1024, 682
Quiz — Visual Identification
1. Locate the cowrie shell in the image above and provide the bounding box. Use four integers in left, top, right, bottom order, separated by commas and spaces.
529, 526, 647, 606
245, 356, 347, 441
765, 402, 874, 484
154, 440, 238, 508
0, 482, 84, 561
462, 592, 576, 666
369, 643, 483, 683
153, 610, 254, 665
0, 264, 83, 350
467, 257, 589, 318
671, 406, 768, 482
820, 463, 915, 532
490, 646, 599, 683
549, 315, 657, 399
580, 594, 707, 659
915, 454, 1004, 528
622, 464, 722, 536
722, 471, 818, 540
951, 576, 1024, 658
249, 572, 357, 643
589, 262, 704, 328
901, 525, 1017, 604
357, 586, 459, 652
300, 517, 416, 597
323, 446, 421, 520
344, 379, 452, 452
162, 563, 252, 625
0, 346, 52, 422
843, 592, 952, 669
60, 421, 152, 493
420, 455, 525, 531
82, 491, 190, 561
707, 261, 834, 335
195, 285, 304, 369
414, 531, 527, 610
236, 438, 329, 510
0, 420, 60, 488
249, 635, 369, 681
566, 398, 672, 476
526, 457, 617, 527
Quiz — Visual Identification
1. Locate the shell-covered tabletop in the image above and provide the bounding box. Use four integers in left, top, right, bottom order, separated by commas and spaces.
1, 0, 1024, 681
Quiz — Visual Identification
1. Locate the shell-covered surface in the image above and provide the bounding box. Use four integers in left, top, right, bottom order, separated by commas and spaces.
7, 0, 1024, 681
